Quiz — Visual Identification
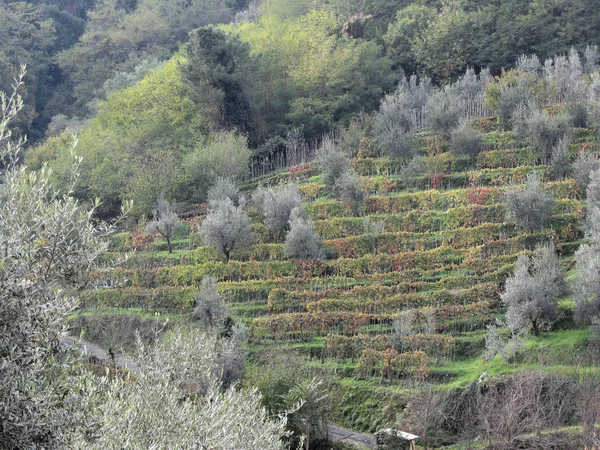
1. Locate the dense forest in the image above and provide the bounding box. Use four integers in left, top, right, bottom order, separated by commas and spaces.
3, 0, 600, 448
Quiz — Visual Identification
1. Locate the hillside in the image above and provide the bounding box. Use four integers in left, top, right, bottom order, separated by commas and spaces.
71, 111, 597, 446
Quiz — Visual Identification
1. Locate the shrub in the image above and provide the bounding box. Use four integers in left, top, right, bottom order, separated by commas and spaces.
374, 75, 431, 135
450, 119, 483, 158
337, 114, 372, 156
316, 136, 351, 190
399, 155, 426, 187
504, 172, 554, 231
375, 124, 417, 160
284, 208, 324, 260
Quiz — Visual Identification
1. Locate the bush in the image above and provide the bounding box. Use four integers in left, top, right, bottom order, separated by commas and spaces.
450, 119, 483, 158
504, 172, 554, 231
316, 136, 351, 190
375, 124, 417, 160
284, 208, 324, 260
337, 114, 372, 156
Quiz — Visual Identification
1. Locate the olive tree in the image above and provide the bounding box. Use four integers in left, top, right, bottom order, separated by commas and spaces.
450, 119, 483, 158
146, 195, 179, 253
586, 168, 600, 238
207, 177, 243, 206
0, 70, 116, 448
504, 172, 554, 232
501, 245, 566, 336
201, 198, 253, 262
574, 242, 600, 323
284, 208, 323, 260
254, 184, 303, 238
514, 107, 572, 162
425, 87, 463, 138
76, 329, 291, 449
192, 275, 228, 330
573, 153, 600, 193
335, 168, 365, 216
316, 136, 350, 191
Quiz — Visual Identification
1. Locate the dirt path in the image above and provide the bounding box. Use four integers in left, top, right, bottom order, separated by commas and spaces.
328, 424, 376, 449
59, 335, 139, 372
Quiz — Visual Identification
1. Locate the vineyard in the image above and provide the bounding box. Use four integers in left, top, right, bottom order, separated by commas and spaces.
77, 117, 593, 434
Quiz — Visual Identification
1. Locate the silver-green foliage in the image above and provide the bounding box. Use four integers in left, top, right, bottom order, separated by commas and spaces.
496, 82, 537, 131
586, 169, 600, 238
145, 195, 179, 253
0, 70, 114, 448
574, 242, 600, 323
201, 197, 253, 262
284, 207, 323, 260
374, 75, 431, 158
335, 168, 365, 215
450, 119, 483, 158
425, 87, 464, 138
549, 137, 571, 180
207, 177, 243, 206
316, 136, 351, 190
484, 320, 525, 363
501, 246, 565, 336
192, 275, 228, 330
575, 169, 600, 322
573, 153, 600, 193
504, 172, 554, 231
256, 184, 303, 237
77, 329, 290, 450
513, 106, 572, 161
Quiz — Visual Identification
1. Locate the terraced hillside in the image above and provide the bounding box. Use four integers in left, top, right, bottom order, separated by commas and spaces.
75, 119, 595, 437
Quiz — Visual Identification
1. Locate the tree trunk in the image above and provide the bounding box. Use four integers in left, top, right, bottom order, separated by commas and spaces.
532, 319, 539, 336
224, 248, 230, 263
167, 237, 172, 253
